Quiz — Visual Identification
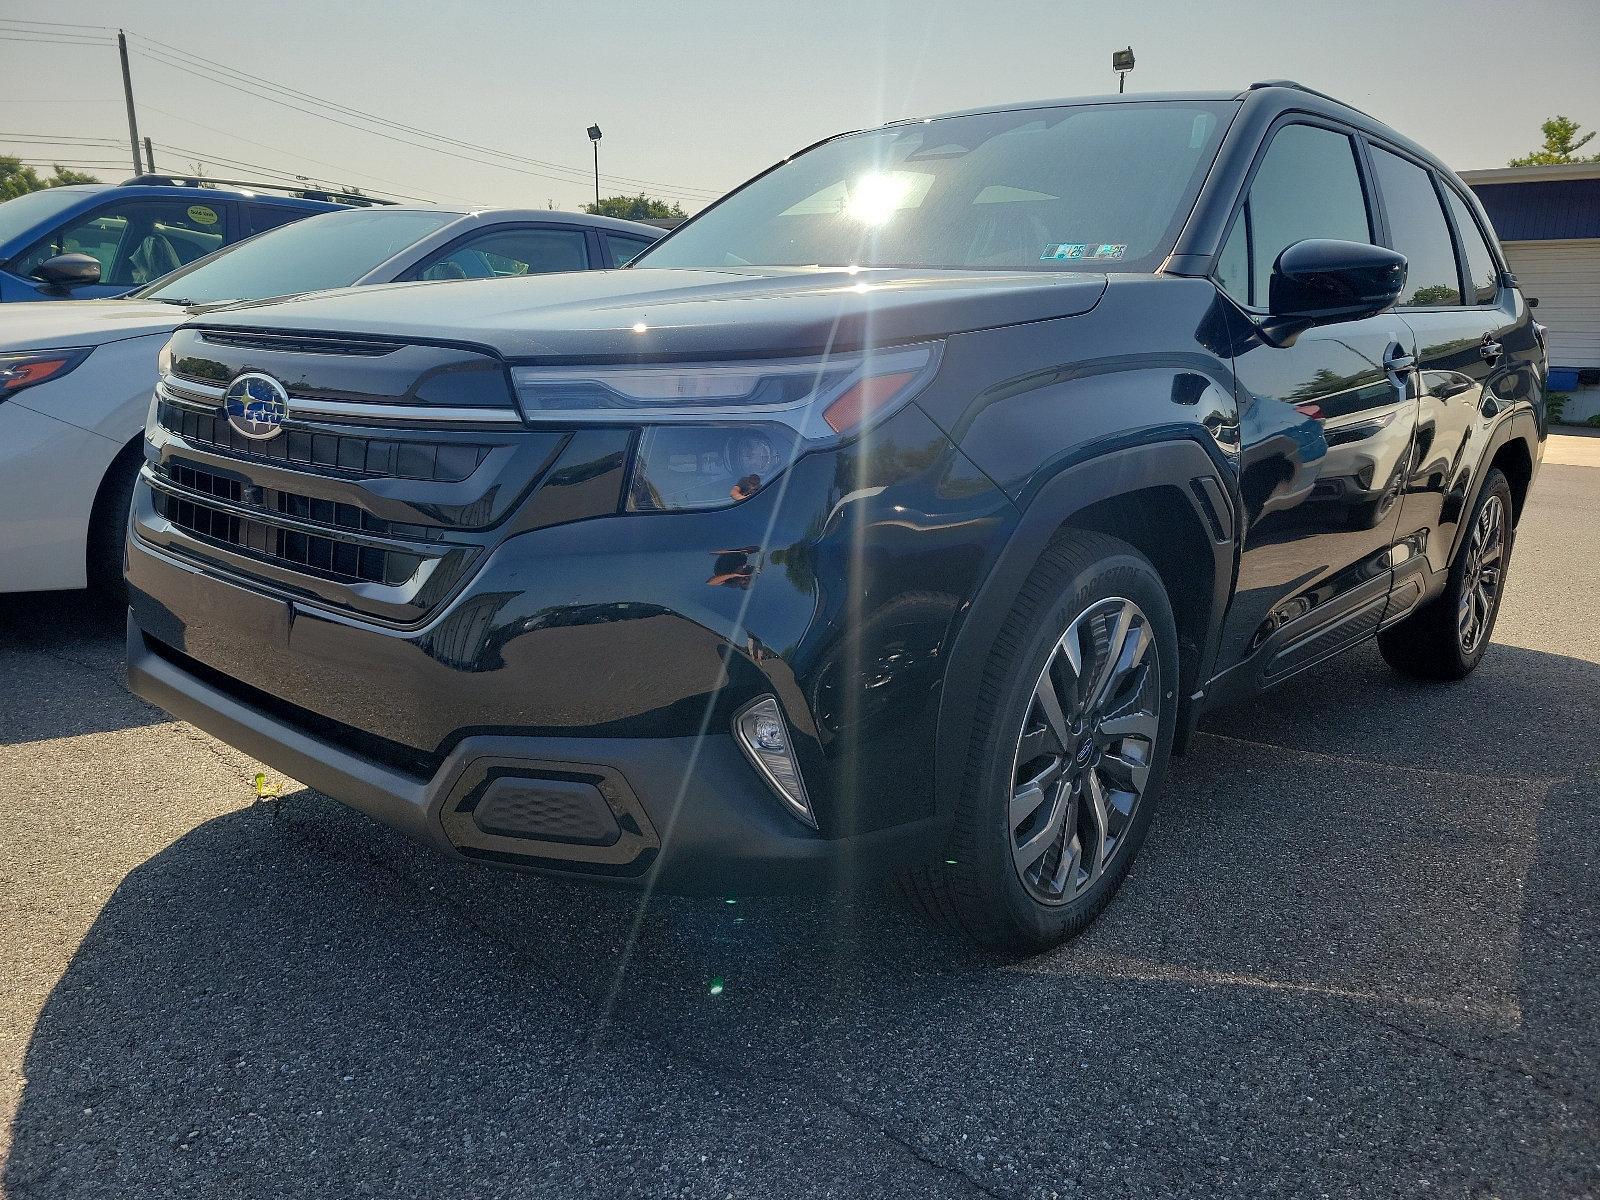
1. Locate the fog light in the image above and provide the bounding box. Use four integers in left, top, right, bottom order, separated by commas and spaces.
734, 696, 815, 828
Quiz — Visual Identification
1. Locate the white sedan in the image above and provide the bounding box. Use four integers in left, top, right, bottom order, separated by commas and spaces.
0, 204, 660, 597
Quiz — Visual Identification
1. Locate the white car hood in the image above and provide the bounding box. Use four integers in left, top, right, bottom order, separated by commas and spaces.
0, 299, 190, 351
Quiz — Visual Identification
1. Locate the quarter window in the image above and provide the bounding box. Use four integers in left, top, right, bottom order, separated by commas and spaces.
1216, 123, 1373, 309
1370, 148, 1462, 307
1442, 187, 1500, 305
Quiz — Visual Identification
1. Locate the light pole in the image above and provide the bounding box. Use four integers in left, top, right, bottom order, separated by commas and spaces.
1112, 47, 1135, 94
587, 124, 602, 211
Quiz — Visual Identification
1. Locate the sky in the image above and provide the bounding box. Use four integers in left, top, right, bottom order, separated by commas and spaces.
3, 0, 1598, 214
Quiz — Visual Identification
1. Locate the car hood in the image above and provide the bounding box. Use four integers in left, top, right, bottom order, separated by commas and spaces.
187, 267, 1110, 360
0, 298, 195, 351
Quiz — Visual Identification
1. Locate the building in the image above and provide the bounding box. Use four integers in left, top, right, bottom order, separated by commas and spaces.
1464, 162, 1600, 377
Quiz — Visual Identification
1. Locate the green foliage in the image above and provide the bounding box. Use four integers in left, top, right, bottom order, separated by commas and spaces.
0, 156, 102, 201
1587, 413, 1600, 429
1408, 284, 1459, 306
1547, 393, 1569, 424
583, 193, 685, 221
1509, 116, 1600, 166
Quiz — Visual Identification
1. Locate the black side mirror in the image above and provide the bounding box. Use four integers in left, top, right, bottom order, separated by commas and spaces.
1263, 239, 1406, 346
31, 253, 103, 290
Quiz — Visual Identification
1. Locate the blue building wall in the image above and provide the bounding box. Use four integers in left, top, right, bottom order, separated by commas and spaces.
1469, 178, 1600, 241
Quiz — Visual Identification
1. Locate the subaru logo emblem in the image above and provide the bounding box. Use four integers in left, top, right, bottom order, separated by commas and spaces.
223, 372, 289, 441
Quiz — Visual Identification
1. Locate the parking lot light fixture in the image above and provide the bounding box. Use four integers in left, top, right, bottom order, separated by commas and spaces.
1113, 46, 1135, 93
587, 124, 602, 210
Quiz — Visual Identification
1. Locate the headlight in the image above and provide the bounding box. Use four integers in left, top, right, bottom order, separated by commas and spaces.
512, 343, 942, 511
156, 337, 174, 378
0, 347, 93, 401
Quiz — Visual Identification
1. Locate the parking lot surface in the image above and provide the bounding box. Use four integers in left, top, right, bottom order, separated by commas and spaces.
2, 446, 1597, 1199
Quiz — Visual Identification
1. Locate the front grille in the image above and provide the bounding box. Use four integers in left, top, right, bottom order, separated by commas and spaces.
152, 488, 422, 586
157, 398, 489, 482
163, 460, 441, 541
139, 329, 591, 623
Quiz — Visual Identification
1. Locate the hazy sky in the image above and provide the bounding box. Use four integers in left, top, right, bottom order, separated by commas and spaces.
3, 0, 1598, 213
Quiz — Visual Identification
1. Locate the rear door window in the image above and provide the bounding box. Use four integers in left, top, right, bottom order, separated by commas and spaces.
411, 227, 592, 280
605, 233, 655, 267
13, 199, 230, 287
1370, 148, 1463, 307
247, 205, 314, 237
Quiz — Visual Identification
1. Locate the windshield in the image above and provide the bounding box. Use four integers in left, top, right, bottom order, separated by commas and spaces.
0, 187, 99, 252
641, 101, 1236, 273
138, 208, 460, 304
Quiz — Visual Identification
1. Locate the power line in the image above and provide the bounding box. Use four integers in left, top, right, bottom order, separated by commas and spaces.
140, 103, 471, 205
125, 32, 723, 199
0, 33, 116, 48
152, 139, 429, 204
0, 17, 111, 30
2, 22, 723, 204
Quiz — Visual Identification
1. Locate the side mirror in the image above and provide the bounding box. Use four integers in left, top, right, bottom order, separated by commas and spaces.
1263, 239, 1406, 346
31, 253, 103, 290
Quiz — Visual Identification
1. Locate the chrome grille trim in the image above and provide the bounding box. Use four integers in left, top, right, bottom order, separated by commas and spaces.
289, 398, 522, 424
158, 375, 522, 425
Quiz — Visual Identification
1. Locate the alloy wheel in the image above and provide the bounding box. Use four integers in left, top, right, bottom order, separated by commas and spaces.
1008, 596, 1161, 904
1457, 493, 1506, 655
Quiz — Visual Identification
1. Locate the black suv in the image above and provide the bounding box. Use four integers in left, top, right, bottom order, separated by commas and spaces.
126, 83, 1544, 951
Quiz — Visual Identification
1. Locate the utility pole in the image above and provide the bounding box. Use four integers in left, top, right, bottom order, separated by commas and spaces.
143, 136, 156, 174
118, 30, 143, 175
587, 124, 602, 211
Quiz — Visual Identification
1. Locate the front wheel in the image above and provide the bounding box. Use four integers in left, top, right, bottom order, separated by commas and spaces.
901, 531, 1179, 953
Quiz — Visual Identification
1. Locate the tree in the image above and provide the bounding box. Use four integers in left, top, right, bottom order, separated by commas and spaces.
0, 156, 102, 201
583, 192, 686, 220
1509, 116, 1600, 166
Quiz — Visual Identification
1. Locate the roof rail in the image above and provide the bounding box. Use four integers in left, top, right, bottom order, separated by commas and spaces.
118, 174, 396, 207
1245, 79, 1373, 118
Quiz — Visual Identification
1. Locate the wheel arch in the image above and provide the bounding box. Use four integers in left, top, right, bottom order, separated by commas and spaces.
933, 436, 1236, 820
86, 434, 144, 586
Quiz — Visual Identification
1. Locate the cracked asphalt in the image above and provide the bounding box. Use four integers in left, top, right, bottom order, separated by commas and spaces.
2, 444, 1597, 1199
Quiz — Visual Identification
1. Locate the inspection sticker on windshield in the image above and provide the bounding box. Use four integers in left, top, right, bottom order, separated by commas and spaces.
187, 205, 218, 226
1041, 243, 1089, 261
1042, 242, 1126, 262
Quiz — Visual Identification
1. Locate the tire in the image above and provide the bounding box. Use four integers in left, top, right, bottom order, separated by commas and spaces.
87, 439, 142, 609
1378, 468, 1513, 681
901, 531, 1179, 953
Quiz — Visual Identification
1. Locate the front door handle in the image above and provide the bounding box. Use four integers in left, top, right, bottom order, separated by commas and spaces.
1480, 336, 1504, 365
1383, 343, 1416, 386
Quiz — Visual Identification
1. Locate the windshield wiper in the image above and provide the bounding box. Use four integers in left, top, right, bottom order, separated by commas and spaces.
147, 296, 193, 306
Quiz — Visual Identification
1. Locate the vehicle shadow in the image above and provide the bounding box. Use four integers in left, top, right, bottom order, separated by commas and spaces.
0, 593, 169, 746
5, 642, 1597, 1198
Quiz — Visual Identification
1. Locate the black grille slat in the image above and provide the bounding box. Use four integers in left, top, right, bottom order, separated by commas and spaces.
156, 399, 489, 483
157, 460, 461, 543
154, 489, 423, 586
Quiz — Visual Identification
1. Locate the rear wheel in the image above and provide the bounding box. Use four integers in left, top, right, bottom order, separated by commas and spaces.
901, 531, 1178, 953
1378, 468, 1513, 681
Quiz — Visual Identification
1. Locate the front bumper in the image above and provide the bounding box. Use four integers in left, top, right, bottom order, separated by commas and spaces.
127, 612, 942, 892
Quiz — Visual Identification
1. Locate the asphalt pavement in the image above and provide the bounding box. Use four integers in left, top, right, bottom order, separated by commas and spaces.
2, 444, 1596, 1199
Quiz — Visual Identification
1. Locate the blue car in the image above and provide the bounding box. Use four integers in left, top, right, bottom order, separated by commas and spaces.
0, 175, 377, 302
